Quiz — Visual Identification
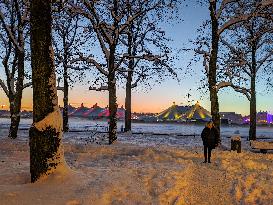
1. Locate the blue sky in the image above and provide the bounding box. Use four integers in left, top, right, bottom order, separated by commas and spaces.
0, 1, 272, 115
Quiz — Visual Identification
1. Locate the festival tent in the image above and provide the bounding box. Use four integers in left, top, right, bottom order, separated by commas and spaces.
98, 106, 125, 119
156, 102, 191, 121
67, 104, 77, 115
69, 103, 89, 117
185, 101, 211, 121
82, 103, 104, 119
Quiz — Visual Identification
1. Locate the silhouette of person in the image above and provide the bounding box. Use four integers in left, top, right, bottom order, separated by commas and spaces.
201, 121, 220, 163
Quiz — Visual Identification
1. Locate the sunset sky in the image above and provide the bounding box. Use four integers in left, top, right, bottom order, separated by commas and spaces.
0, 2, 272, 116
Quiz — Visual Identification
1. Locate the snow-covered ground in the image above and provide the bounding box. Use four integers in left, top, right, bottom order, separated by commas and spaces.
0, 126, 273, 205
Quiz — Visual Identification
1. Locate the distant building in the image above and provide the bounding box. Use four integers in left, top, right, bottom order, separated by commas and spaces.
0, 109, 9, 117
138, 115, 157, 122
257, 111, 273, 124
242, 111, 273, 125
220, 112, 243, 125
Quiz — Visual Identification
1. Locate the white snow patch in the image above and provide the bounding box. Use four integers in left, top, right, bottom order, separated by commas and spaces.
250, 140, 273, 150
33, 109, 63, 133
32, 109, 71, 181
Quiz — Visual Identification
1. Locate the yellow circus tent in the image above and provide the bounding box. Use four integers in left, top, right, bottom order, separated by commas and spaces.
156, 102, 191, 121
185, 101, 211, 121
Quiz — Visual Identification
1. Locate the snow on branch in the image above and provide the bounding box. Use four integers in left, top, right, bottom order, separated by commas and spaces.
216, 0, 238, 19
259, 0, 273, 7
10, 77, 16, 95
232, 86, 251, 101
118, 2, 161, 34
23, 82, 32, 89
131, 74, 146, 88
57, 86, 64, 92
218, 14, 250, 35
220, 37, 238, 54
194, 48, 210, 75
216, 81, 251, 101
68, 3, 110, 58
0, 11, 24, 52
89, 85, 108, 91
220, 38, 252, 76
257, 50, 273, 71
123, 53, 162, 63
72, 1, 112, 58
216, 81, 232, 92
0, 79, 9, 96
194, 49, 210, 57
71, 54, 109, 76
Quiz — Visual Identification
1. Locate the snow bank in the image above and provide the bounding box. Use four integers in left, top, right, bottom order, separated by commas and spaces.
250, 140, 273, 150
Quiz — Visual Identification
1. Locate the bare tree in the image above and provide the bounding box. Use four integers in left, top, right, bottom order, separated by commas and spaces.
120, 3, 178, 132
70, 0, 174, 144
0, 0, 31, 139
219, 2, 273, 140
53, 2, 87, 132
29, 0, 68, 182
192, 0, 271, 135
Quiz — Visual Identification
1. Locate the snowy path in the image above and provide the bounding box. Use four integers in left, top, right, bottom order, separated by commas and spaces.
185, 161, 233, 205
0, 137, 273, 205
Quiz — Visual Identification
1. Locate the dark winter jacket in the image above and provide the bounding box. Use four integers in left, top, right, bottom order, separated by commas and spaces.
201, 127, 220, 148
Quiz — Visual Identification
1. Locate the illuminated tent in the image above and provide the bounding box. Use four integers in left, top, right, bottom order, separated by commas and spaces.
82, 103, 104, 119
156, 102, 191, 121
185, 101, 211, 121
69, 103, 89, 117
59, 104, 76, 115
98, 106, 125, 119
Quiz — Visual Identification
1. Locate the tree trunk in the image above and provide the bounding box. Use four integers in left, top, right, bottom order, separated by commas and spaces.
249, 35, 257, 141
8, 11, 25, 139
63, 68, 69, 132
209, 2, 221, 134
29, 0, 66, 183
8, 55, 24, 139
108, 47, 117, 144
108, 72, 117, 144
8, 98, 21, 139
249, 75, 256, 140
125, 71, 132, 132
63, 46, 69, 132
125, 27, 133, 132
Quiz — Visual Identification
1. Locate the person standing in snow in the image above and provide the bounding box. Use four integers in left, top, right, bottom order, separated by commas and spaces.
201, 121, 220, 163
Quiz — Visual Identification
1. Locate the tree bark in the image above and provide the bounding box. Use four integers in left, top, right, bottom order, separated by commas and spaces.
108, 47, 117, 144
209, 1, 221, 134
125, 71, 132, 132
108, 73, 117, 144
249, 75, 256, 140
7, 2, 25, 139
63, 41, 69, 132
125, 27, 133, 132
29, 0, 66, 182
63, 67, 69, 132
249, 33, 257, 140
8, 97, 21, 139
